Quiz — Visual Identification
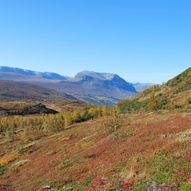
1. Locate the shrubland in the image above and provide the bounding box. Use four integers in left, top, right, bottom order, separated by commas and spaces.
1, 111, 191, 190
1, 68, 191, 190
0, 106, 118, 142
117, 69, 191, 113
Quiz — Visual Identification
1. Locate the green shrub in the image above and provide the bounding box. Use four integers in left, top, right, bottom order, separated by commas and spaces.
62, 177, 94, 191
117, 99, 148, 113
187, 98, 191, 105
133, 181, 148, 191
61, 159, 74, 169
179, 183, 191, 191
106, 117, 122, 133
112, 128, 138, 141
17, 142, 36, 154
11, 159, 28, 171
0, 165, 5, 175
148, 154, 177, 184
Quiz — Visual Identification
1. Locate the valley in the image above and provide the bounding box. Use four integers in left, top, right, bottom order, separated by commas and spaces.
0, 1, 189, 190
0, 67, 152, 106
0, 68, 191, 190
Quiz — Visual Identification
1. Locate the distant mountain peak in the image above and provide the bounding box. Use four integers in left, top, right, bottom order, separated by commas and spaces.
74, 71, 121, 81
71, 70, 137, 94
0, 66, 68, 81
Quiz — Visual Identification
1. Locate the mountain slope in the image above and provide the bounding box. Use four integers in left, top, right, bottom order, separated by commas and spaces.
0, 80, 89, 113
0, 80, 76, 102
37, 71, 137, 106
1, 112, 191, 190
72, 71, 136, 92
118, 67, 191, 112
0, 66, 68, 81
0, 67, 152, 106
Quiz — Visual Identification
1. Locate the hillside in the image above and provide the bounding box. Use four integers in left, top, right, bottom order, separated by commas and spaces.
0, 103, 58, 116
118, 68, 191, 113
0, 80, 87, 113
0, 80, 76, 102
1, 112, 191, 190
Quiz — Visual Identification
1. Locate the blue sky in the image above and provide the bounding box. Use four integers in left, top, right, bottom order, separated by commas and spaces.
0, 0, 190, 83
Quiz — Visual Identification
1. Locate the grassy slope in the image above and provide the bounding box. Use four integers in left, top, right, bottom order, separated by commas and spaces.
165, 67, 191, 106
140, 67, 191, 106
118, 68, 191, 112
1, 112, 191, 190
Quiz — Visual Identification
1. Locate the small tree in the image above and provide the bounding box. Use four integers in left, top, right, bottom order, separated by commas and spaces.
64, 113, 73, 127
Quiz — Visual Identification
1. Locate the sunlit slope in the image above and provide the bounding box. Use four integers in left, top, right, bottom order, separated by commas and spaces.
1, 112, 191, 190
118, 68, 191, 112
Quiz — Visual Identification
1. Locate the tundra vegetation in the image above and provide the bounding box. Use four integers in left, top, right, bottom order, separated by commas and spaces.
0, 106, 118, 141
1, 68, 191, 190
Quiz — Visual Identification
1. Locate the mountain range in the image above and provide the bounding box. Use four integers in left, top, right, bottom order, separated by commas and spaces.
0, 66, 153, 105
0, 66, 68, 81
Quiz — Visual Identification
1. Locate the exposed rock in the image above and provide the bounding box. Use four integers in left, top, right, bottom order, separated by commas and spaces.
146, 181, 178, 191
43, 185, 57, 191
6, 103, 58, 115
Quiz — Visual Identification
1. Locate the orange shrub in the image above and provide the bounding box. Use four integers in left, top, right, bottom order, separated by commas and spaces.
0, 153, 20, 166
